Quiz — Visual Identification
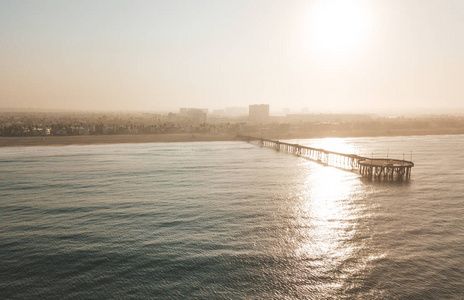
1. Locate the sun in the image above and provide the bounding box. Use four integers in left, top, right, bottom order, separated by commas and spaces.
306, 0, 370, 58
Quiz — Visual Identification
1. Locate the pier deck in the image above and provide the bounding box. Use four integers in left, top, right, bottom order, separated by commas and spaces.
239, 136, 414, 181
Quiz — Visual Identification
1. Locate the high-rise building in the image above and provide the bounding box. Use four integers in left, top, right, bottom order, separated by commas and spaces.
249, 104, 270, 123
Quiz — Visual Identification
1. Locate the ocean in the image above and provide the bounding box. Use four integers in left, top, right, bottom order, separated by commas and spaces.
1, 135, 463, 299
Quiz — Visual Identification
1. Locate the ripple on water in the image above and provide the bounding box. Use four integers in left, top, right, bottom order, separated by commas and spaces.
1, 136, 464, 298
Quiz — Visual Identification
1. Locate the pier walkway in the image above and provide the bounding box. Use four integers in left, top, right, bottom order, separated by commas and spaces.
239, 136, 414, 181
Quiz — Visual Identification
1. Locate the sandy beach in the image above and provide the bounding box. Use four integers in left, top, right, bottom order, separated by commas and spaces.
1, 127, 464, 148
0, 133, 238, 147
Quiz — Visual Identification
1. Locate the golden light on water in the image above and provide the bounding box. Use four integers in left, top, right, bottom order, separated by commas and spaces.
301, 137, 359, 156
290, 138, 366, 290
295, 165, 357, 261
284, 137, 392, 295
289, 163, 359, 292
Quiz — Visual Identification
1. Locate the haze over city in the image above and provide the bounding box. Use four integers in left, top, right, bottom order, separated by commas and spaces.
3, 1, 464, 299
1, 0, 463, 114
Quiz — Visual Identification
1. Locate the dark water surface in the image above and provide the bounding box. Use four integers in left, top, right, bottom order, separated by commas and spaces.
1, 135, 463, 299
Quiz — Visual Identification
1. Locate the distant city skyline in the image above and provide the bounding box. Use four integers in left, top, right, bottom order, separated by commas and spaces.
1, 0, 464, 114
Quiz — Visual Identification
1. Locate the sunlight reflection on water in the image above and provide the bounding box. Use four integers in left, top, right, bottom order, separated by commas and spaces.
2, 136, 464, 298
295, 164, 357, 258
284, 135, 394, 296
291, 158, 362, 292
298, 137, 360, 156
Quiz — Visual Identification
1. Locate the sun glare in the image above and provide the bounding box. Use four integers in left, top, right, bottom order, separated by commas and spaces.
299, 138, 359, 157
290, 138, 363, 270
306, 0, 370, 58
293, 162, 359, 289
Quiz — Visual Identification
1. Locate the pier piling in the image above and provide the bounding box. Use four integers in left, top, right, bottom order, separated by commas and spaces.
240, 136, 414, 181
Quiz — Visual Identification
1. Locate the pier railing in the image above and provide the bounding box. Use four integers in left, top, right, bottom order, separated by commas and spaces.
239, 136, 414, 181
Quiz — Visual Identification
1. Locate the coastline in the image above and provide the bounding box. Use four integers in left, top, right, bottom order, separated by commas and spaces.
0, 133, 238, 147
1, 128, 463, 147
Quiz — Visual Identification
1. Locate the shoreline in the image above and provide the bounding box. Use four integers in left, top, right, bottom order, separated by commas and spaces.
1, 128, 464, 147
0, 133, 238, 147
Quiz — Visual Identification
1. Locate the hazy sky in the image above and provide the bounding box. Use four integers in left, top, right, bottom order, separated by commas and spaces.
1, 0, 463, 113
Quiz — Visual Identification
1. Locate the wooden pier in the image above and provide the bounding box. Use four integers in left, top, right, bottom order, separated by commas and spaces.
240, 136, 414, 181
358, 158, 413, 181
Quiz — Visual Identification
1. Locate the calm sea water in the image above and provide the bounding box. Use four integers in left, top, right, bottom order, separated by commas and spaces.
1, 135, 463, 299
